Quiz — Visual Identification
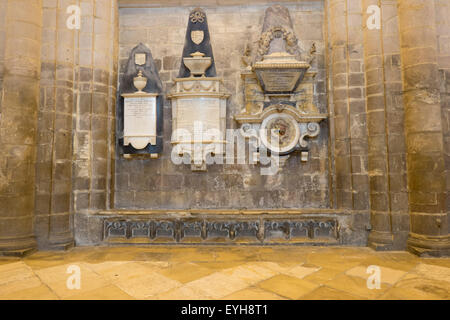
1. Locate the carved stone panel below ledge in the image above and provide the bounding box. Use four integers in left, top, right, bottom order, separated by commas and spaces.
102, 216, 339, 245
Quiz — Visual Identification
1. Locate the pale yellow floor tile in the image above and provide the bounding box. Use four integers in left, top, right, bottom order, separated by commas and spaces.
283, 265, 321, 279
258, 274, 319, 299
306, 253, 362, 271
303, 268, 343, 284
421, 258, 450, 268
196, 261, 247, 271
252, 261, 298, 274
325, 274, 389, 300
359, 253, 420, 272
0, 261, 35, 285
410, 263, 450, 283
213, 249, 261, 262
42, 274, 110, 299
222, 287, 286, 300
155, 285, 213, 300
380, 277, 450, 300
158, 262, 215, 283
34, 263, 101, 284
220, 263, 278, 285
65, 285, 135, 300
88, 261, 161, 282
185, 272, 249, 299
115, 273, 182, 299
0, 276, 43, 296
345, 266, 407, 285
301, 286, 365, 300
0, 284, 58, 300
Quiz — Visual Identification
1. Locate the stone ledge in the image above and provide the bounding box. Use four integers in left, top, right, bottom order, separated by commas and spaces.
97, 209, 352, 245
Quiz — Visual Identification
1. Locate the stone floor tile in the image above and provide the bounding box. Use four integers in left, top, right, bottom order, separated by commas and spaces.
155, 285, 214, 300
258, 274, 319, 299
115, 273, 182, 299
222, 287, 286, 300
410, 263, 450, 283
300, 285, 365, 300
303, 268, 343, 284
64, 285, 135, 300
196, 261, 246, 271
220, 263, 278, 285
158, 262, 216, 283
0, 277, 43, 296
283, 264, 321, 279
0, 284, 58, 300
324, 274, 390, 299
380, 277, 450, 300
0, 261, 35, 285
185, 272, 249, 299
87, 261, 162, 282
345, 266, 407, 285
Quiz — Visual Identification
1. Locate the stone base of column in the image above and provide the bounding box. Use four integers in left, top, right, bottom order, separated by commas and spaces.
368, 230, 394, 251
0, 236, 37, 257
407, 233, 450, 257
48, 232, 75, 251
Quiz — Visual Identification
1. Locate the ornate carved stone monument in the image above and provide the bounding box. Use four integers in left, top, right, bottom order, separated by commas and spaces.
168, 8, 229, 171
119, 43, 163, 158
235, 5, 327, 163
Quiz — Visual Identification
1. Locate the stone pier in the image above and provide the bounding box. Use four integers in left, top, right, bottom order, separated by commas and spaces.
0, 0, 42, 255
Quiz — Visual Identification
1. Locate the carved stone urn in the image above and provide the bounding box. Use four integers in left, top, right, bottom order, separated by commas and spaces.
183, 51, 212, 77
133, 70, 147, 92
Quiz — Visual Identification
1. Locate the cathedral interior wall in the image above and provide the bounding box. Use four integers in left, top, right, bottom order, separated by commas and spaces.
114, 2, 330, 210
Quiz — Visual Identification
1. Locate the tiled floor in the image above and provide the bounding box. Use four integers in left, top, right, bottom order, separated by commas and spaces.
0, 246, 449, 300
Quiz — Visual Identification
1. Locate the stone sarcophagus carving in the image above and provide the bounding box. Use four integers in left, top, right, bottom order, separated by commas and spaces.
236, 5, 327, 164
168, 8, 229, 171
118, 43, 163, 158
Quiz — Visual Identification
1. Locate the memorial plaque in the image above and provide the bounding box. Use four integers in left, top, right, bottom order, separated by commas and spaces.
123, 94, 157, 149
258, 69, 301, 92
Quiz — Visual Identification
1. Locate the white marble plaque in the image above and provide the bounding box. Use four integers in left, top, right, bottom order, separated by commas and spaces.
176, 97, 221, 139
123, 95, 157, 149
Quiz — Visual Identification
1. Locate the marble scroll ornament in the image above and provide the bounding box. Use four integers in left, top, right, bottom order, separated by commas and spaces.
118, 43, 163, 158
168, 8, 229, 171
235, 5, 327, 165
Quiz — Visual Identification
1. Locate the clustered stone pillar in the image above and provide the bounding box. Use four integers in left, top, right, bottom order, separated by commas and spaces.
72, 0, 118, 244
0, 0, 42, 255
327, 0, 370, 235
398, 0, 450, 256
35, 0, 78, 250
362, 0, 394, 249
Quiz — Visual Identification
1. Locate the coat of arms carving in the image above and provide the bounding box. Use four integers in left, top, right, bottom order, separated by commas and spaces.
191, 30, 204, 45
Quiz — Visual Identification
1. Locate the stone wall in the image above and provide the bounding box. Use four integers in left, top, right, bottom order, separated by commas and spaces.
114, 2, 330, 210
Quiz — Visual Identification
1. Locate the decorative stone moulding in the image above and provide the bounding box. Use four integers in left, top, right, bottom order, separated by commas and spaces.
102, 215, 339, 244
235, 5, 327, 165
118, 43, 163, 158
168, 8, 229, 171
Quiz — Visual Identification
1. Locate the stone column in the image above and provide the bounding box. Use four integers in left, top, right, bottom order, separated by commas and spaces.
362, 0, 394, 249
398, 0, 450, 256
72, 0, 118, 244
35, 0, 79, 250
0, 0, 42, 256
327, 0, 370, 239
